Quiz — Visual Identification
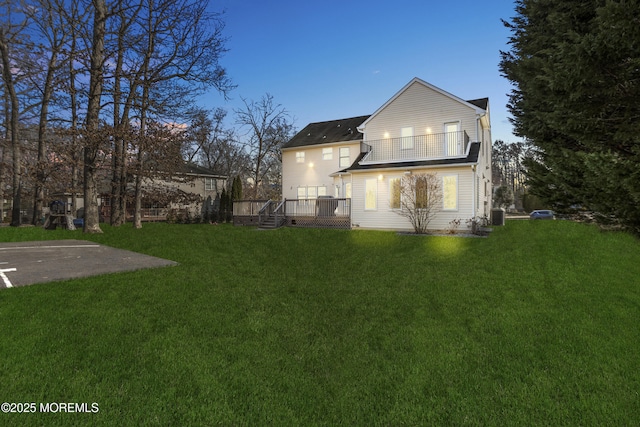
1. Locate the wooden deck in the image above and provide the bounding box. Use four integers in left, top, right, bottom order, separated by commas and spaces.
233, 198, 351, 229
233, 200, 269, 226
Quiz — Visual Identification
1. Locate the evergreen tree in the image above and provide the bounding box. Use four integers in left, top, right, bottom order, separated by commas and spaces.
501, 0, 640, 233
212, 192, 221, 223
494, 186, 515, 209
220, 187, 229, 223
231, 176, 243, 201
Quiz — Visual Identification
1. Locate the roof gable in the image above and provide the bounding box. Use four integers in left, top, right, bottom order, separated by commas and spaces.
357, 77, 487, 131
283, 115, 370, 149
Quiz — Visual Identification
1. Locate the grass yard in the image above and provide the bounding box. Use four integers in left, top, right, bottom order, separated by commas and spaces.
0, 221, 639, 425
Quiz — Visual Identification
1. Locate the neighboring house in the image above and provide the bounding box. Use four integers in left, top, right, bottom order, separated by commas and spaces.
53, 163, 227, 222
157, 163, 228, 208
281, 77, 492, 231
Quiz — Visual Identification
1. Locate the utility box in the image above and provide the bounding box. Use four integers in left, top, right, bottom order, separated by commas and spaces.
316, 196, 338, 217
491, 208, 505, 226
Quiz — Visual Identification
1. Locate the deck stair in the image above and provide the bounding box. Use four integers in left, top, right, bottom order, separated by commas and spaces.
258, 200, 286, 229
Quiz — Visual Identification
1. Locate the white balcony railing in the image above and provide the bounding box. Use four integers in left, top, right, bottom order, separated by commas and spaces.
360, 131, 469, 164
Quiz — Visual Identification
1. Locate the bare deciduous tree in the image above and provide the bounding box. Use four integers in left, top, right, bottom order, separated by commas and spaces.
25, 0, 73, 224
183, 107, 249, 180
0, 1, 30, 226
395, 173, 443, 234
82, 0, 108, 233
235, 94, 293, 198
0, 0, 233, 230
128, 0, 233, 228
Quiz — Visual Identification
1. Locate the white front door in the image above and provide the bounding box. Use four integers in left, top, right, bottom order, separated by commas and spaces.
444, 122, 460, 156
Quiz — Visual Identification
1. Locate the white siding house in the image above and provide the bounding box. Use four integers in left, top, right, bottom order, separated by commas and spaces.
282, 116, 369, 200
281, 77, 492, 232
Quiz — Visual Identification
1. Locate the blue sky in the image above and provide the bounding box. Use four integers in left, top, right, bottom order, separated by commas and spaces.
205, 0, 520, 143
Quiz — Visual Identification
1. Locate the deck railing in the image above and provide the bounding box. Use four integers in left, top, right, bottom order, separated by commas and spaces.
361, 131, 469, 164
284, 197, 351, 218
258, 200, 274, 224
233, 198, 351, 228
233, 199, 269, 225
233, 199, 269, 216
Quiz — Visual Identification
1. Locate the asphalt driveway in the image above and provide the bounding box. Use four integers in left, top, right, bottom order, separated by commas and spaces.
0, 240, 177, 289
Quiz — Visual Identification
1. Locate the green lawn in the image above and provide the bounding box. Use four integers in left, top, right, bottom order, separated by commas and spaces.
1, 221, 639, 425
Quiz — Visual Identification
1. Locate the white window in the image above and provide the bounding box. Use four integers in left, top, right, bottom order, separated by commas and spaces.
205, 178, 216, 191
401, 127, 414, 150
307, 186, 317, 199
365, 178, 377, 210
297, 186, 326, 200
389, 177, 401, 209
322, 147, 333, 160
296, 151, 305, 163
443, 175, 458, 210
339, 147, 350, 168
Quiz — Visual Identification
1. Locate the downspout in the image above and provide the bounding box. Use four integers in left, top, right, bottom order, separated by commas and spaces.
472, 164, 477, 219
350, 173, 354, 228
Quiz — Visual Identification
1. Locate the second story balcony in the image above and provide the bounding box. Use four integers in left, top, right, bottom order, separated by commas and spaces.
360, 131, 470, 164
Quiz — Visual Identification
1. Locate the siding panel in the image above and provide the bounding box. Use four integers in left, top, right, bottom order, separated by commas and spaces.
351, 167, 475, 231
364, 81, 479, 143
282, 142, 360, 199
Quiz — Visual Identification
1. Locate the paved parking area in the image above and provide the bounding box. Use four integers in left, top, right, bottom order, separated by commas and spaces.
0, 240, 177, 289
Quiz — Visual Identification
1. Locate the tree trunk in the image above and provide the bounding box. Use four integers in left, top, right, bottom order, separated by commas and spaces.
133, 168, 143, 229
68, 20, 80, 218
0, 145, 4, 222
110, 15, 126, 226
32, 55, 58, 225
83, 0, 107, 234
0, 30, 22, 227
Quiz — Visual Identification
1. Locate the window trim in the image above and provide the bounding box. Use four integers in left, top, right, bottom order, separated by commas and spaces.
339, 147, 350, 168
296, 151, 305, 163
205, 178, 216, 191
297, 185, 327, 200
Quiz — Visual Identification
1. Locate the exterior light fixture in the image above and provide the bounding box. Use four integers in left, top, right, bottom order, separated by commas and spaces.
308, 162, 314, 168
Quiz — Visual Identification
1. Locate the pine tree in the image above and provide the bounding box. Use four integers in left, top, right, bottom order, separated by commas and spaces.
501, 0, 640, 234
220, 187, 229, 223
231, 176, 243, 201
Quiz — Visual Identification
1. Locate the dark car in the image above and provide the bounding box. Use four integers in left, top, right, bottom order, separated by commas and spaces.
529, 210, 555, 220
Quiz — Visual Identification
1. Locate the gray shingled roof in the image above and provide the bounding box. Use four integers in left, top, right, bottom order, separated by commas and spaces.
282, 115, 370, 149
181, 162, 226, 178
